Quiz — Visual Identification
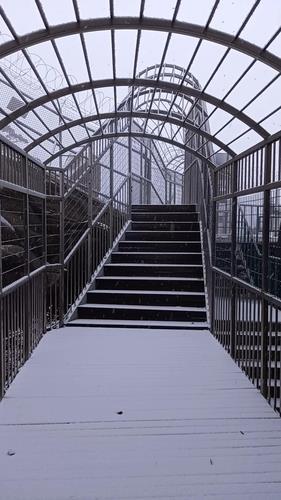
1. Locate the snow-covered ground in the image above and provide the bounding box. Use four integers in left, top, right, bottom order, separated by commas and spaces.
0, 327, 281, 499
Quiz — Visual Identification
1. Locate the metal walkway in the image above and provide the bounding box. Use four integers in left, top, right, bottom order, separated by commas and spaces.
0, 326, 281, 499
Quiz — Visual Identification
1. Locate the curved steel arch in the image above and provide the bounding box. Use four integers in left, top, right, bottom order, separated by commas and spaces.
130, 88, 206, 116
166, 153, 185, 169
0, 17, 280, 73
0, 78, 269, 138
134, 99, 189, 117
25, 111, 235, 157
45, 131, 217, 167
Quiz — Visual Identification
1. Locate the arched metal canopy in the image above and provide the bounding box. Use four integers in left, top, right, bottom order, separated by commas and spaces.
0, 0, 280, 167
45, 131, 217, 168
0, 17, 280, 73
25, 111, 235, 157
0, 79, 268, 138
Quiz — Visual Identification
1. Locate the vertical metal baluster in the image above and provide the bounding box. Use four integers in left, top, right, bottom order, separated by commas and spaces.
261, 144, 271, 398
59, 170, 65, 326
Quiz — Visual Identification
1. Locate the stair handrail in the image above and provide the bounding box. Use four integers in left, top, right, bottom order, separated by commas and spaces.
64, 175, 130, 265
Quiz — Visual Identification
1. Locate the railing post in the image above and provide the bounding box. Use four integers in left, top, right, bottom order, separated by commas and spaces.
24, 155, 31, 361
165, 165, 168, 205
261, 143, 271, 398
43, 168, 47, 334
0, 295, 3, 399
128, 135, 132, 216
210, 168, 217, 333
88, 148, 93, 278
109, 144, 114, 244
0, 195, 4, 399
0, 194, 2, 295
59, 170, 65, 327
230, 160, 238, 359
140, 143, 143, 205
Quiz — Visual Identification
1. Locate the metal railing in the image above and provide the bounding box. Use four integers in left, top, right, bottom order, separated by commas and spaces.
0, 129, 183, 398
192, 130, 281, 415
64, 176, 130, 320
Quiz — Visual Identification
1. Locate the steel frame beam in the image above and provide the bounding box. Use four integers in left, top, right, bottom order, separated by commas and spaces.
0, 78, 268, 139
25, 110, 235, 156
0, 17, 280, 74
45, 131, 217, 167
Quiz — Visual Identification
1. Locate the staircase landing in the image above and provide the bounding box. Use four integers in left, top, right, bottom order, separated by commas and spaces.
0, 326, 281, 499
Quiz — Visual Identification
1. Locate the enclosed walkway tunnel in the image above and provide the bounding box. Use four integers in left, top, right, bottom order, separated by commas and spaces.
0, 3, 281, 495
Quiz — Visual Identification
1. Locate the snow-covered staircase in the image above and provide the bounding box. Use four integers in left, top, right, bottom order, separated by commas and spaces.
69, 204, 208, 329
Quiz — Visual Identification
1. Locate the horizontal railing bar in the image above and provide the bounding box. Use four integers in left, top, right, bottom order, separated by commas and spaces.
212, 266, 281, 309
216, 129, 281, 172
1, 265, 46, 298
132, 173, 164, 204
64, 176, 130, 264
64, 166, 91, 199
0, 134, 45, 170
0, 179, 46, 198
214, 180, 281, 201
113, 175, 130, 199
64, 228, 90, 264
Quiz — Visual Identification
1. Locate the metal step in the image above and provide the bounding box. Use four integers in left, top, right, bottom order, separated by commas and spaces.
87, 290, 206, 307
95, 276, 205, 292
77, 303, 207, 322
131, 212, 199, 222
125, 231, 201, 241
68, 318, 209, 330
118, 241, 202, 253
69, 204, 207, 329
131, 221, 200, 231
103, 263, 203, 278
132, 204, 197, 212
111, 252, 202, 264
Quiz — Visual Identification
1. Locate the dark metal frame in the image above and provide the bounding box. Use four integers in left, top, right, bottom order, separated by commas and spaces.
0, 17, 280, 73
193, 130, 281, 415
0, 0, 280, 165
25, 111, 235, 158
1, 0, 281, 415
0, 79, 268, 139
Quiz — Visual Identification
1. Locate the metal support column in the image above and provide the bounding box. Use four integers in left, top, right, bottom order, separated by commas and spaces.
128, 135, 132, 215
24, 155, 31, 361
59, 170, 65, 327
88, 144, 93, 278
42, 167, 48, 334
210, 168, 217, 333
140, 143, 143, 205
0, 195, 4, 399
165, 161, 168, 205
230, 161, 238, 359
109, 143, 114, 245
261, 143, 272, 398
